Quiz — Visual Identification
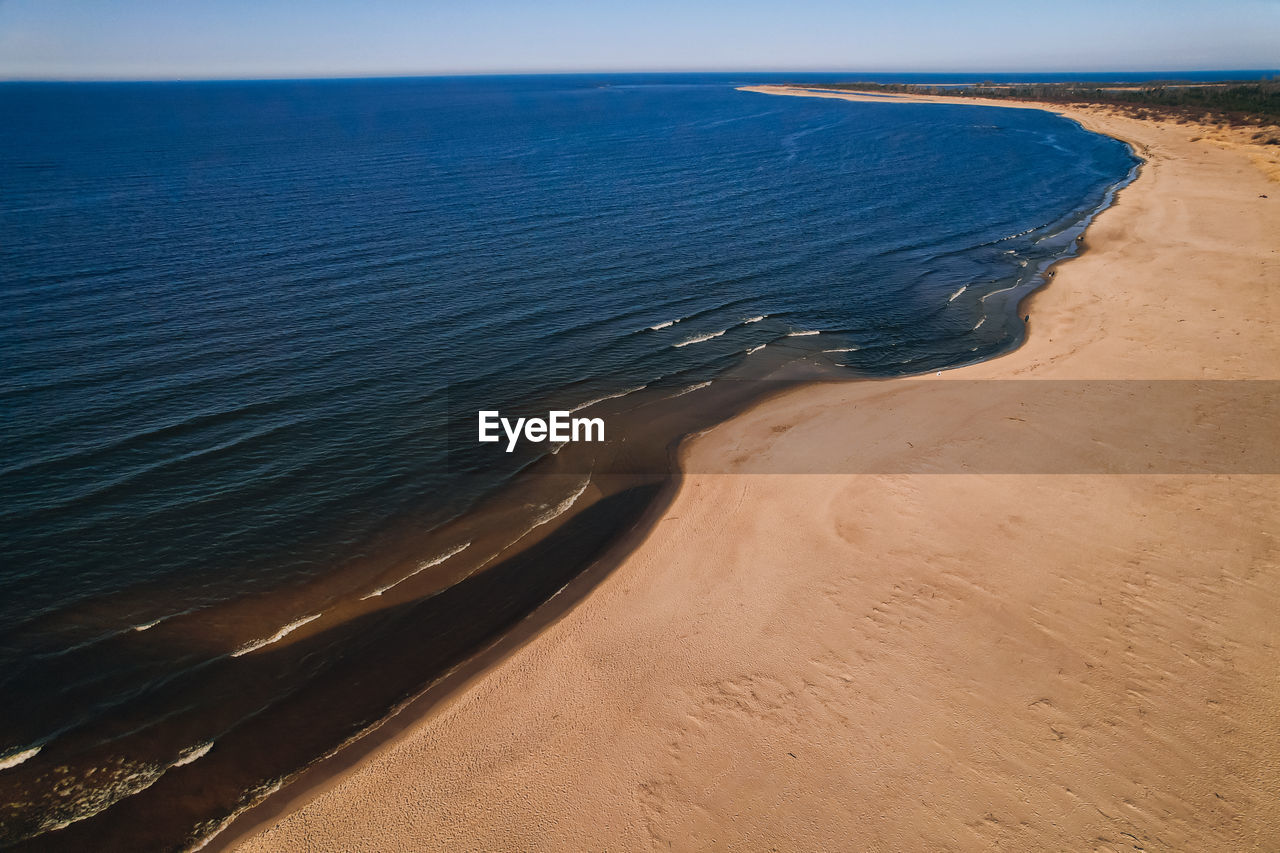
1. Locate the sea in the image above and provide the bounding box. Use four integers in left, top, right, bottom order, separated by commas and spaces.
0, 71, 1160, 849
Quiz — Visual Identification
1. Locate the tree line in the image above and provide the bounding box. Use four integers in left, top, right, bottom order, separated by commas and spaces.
797, 79, 1280, 127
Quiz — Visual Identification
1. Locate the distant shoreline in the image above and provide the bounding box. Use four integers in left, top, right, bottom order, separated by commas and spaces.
2, 69, 1277, 84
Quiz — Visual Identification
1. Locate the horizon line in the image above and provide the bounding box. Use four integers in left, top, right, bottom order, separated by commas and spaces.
2, 67, 1277, 85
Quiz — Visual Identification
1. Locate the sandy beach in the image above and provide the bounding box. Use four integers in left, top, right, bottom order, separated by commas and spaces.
226, 88, 1280, 851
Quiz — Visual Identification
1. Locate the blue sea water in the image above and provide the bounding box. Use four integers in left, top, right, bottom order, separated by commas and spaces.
0, 74, 1138, 847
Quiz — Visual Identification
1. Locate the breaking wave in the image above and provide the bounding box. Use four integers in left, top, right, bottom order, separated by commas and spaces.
230, 614, 322, 657
361, 542, 473, 600
172, 742, 214, 768
570, 384, 647, 413
0, 746, 41, 771
674, 329, 728, 348
671, 381, 713, 397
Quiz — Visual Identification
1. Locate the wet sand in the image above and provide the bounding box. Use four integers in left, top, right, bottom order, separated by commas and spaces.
226, 89, 1280, 851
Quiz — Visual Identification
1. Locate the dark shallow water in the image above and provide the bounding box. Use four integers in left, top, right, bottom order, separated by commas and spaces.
0, 74, 1137, 848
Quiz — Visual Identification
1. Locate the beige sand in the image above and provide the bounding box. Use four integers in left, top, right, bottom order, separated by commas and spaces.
229, 89, 1280, 851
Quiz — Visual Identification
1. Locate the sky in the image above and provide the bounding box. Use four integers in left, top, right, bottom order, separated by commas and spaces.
1, 0, 1278, 80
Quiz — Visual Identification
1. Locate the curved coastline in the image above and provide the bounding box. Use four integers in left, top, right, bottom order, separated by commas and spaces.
193, 93, 1198, 852
3, 87, 1144, 853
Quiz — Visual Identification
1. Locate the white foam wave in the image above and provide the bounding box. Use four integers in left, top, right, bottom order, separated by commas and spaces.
823, 346, 859, 353
786, 330, 820, 337
674, 329, 727, 348
33, 756, 170, 836
743, 314, 767, 324
973, 317, 986, 330
531, 479, 590, 529
648, 319, 676, 330
361, 541, 472, 600
570, 384, 646, 414
995, 226, 1036, 243
672, 380, 713, 397
188, 779, 286, 851
500, 480, 592, 555
130, 605, 202, 633
466, 479, 593, 578
0, 746, 40, 771
173, 742, 213, 767
231, 613, 322, 657
948, 285, 968, 303
744, 344, 766, 355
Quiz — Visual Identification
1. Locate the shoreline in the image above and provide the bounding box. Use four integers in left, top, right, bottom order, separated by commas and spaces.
127, 86, 1131, 850
222, 90, 1280, 850
194, 94, 1137, 850
9, 116, 1125, 845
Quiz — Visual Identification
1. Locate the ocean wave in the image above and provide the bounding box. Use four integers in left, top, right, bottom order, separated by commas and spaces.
786, 330, 820, 337
18, 605, 200, 665
491, 479, 592, 559
744, 344, 766, 355
23, 754, 171, 840
531, 479, 590, 529
172, 742, 213, 768
647, 316, 685, 330
981, 223, 1043, 247
980, 284, 1017, 303
13, 605, 193, 666
128, 606, 203, 632
230, 613, 322, 657
189, 778, 286, 852
570, 384, 646, 414
947, 285, 968, 303
823, 346, 859, 353
973, 317, 986, 330
671, 380, 713, 398
672, 312, 770, 347
674, 329, 727, 348
0, 746, 41, 771
0, 395, 294, 483
361, 541, 472, 600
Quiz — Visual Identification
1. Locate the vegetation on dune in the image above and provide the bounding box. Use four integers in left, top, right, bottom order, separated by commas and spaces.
797, 79, 1280, 132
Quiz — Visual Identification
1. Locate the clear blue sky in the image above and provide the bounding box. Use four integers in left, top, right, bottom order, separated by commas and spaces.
1, 0, 1277, 80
